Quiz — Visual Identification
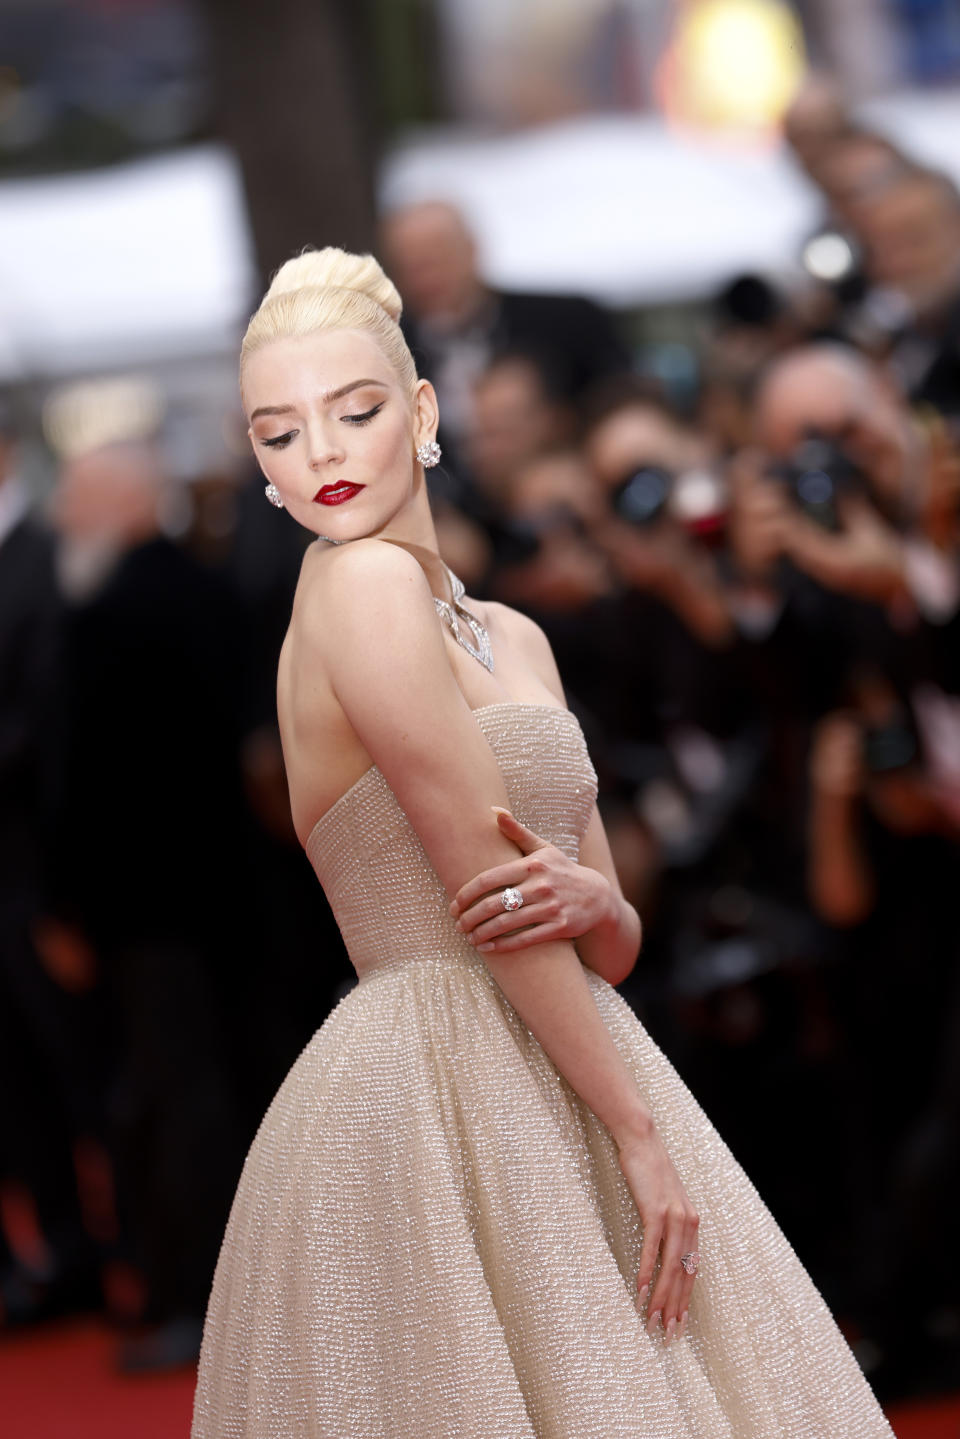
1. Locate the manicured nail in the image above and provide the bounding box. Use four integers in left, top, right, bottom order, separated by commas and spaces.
678, 1311, 688, 1339
638, 1283, 649, 1305
478, 942, 494, 952
665, 1317, 676, 1345
454, 920, 463, 932
646, 1309, 661, 1336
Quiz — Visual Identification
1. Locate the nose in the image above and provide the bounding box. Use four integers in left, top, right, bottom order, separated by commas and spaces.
306, 420, 345, 471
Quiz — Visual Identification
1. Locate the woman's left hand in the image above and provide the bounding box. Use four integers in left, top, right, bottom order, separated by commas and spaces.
449, 807, 616, 953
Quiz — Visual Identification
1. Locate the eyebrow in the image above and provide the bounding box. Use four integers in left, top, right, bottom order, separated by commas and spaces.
250, 378, 387, 423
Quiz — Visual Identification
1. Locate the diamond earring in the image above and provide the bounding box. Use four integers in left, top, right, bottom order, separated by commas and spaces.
264, 482, 284, 508
416, 440, 441, 468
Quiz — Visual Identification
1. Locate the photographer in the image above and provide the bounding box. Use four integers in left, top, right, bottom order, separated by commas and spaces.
583, 389, 735, 650
805, 672, 960, 1385
744, 344, 960, 671
489, 448, 611, 617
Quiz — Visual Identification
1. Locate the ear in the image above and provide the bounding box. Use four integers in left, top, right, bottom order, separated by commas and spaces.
413, 379, 440, 450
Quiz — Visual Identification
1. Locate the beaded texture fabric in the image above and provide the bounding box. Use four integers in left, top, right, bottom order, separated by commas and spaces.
192, 702, 893, 1439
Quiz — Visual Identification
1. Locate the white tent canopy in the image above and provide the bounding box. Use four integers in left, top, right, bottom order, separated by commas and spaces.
0, 145, 256, 381
380, 89, 960, 308
0, 90, 957, 379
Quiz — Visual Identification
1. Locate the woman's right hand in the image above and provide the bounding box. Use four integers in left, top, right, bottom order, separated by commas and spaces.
617, 1123, 700, 1344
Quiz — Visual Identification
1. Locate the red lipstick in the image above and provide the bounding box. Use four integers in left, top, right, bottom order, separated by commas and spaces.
314, 483, 365, 506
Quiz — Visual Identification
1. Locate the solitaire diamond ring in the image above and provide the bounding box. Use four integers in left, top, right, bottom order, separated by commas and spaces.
500, 887, 524, 913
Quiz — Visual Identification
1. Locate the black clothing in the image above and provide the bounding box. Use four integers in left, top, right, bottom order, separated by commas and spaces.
403, 288, 630, 406
43, 535, 253, 1323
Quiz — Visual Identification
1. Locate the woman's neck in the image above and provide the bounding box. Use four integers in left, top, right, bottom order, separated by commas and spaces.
374, 484, 453, 602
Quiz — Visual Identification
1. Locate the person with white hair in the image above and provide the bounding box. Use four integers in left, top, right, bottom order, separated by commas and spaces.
191, 246, 894, 1438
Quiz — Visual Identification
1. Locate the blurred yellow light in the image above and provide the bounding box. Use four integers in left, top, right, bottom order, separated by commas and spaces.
661, 0, 806, 132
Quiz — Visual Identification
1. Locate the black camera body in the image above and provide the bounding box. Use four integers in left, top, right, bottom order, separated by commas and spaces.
861, 717, 918, 774
769, 432, 867, 532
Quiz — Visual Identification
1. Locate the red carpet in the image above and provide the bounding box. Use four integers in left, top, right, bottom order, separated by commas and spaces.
1, 1315, 957, 1438
1, 1318, 196, 1439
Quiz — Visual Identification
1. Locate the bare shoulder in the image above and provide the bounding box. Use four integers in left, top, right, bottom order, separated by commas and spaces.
294, 538, 433, 631
482, 600, 566, 700
301, 536, 428, 591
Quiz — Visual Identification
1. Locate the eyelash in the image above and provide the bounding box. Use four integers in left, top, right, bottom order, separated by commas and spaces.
260, 402, 385, 449
346, 402, 385, 426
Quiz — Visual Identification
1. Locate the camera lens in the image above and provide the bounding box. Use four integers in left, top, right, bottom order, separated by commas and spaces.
613, 466, 672, 527
795, 467, 835, 508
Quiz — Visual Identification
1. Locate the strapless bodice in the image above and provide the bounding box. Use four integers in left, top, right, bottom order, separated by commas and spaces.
304, 702, 598, 980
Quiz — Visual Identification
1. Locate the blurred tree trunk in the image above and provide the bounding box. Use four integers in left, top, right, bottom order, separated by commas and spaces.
202, 0, 379, 287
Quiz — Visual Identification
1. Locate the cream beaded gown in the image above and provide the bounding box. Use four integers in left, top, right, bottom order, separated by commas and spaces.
191, 700, 893, 1439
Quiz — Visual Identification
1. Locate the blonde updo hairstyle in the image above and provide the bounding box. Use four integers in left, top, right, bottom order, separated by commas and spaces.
241, 247, 418, 399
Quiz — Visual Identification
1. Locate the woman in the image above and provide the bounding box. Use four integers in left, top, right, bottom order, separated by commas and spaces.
192, 249, 892, 1438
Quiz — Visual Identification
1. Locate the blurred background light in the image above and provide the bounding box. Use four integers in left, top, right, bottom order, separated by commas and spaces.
801, 230, 857, 282
658, 0, 806, 133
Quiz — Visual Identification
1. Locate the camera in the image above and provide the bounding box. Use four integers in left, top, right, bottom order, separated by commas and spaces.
611, 464, 672, 528
861, 717, 918, 774
495, 505, 590, 568
769, 431, 867, 532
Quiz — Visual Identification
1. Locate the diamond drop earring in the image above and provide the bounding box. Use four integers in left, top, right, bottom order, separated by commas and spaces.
264, 482, 284, 508
416, 440, 441, 468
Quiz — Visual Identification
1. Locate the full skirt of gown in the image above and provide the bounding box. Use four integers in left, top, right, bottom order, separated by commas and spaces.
191, 702, 894, 1439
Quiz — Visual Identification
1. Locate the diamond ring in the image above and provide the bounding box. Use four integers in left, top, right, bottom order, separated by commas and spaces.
680, 1251, 700, 1276
500, 887, 524, 912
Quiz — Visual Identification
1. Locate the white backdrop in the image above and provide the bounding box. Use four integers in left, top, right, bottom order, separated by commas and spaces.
381, 89, 960, 307
0, 145, 256, 381
0, 90, 957, 379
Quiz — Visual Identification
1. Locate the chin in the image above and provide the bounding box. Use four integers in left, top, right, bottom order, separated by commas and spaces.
286, 476, 417, 543
293, 507, 384, 545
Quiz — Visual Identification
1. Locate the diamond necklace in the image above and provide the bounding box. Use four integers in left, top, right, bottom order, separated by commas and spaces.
434, 563, 494, 672
320, 540, 494, 673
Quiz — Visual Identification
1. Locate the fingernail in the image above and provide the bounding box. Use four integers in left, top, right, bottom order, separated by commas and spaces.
478, 942, 494, 952
678, 1311, 688, 1340
665, 1317, 676, 1345
454, 920, 463, 932
448, 902, 458, 916
638, 1283, 649, 1305
646, 1309, 661, 1336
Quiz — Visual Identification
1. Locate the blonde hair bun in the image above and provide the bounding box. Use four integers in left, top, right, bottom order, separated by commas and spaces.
241, 245, 417, 394
264, 247, 403, 325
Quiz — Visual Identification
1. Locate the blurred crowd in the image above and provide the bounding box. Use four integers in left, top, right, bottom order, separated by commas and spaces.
2, 77, 960, 1399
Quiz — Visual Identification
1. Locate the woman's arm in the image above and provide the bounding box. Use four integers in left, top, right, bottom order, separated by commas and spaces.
450, 803, 642, 987
448, 610, 641, 986
305, 539, 651, 1145
304, 540, 698, 1337
570, 806, 643, 984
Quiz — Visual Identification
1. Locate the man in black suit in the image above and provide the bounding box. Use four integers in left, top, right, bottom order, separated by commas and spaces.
0, 398, 99, 1323
380, 200, 630, 502
40, 405, 250, 1366
853, 167, 960, 422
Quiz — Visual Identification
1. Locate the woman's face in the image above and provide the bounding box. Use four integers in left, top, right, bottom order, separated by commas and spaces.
244, 328, 433, 541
